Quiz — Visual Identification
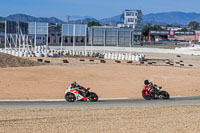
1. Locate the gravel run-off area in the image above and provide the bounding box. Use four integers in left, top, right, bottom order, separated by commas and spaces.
0, 106, 200, 133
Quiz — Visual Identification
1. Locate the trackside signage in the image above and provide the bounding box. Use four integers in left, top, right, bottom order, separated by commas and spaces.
150, 30, 195, 36
150, 31, 169, 35
174, 31, 195, 35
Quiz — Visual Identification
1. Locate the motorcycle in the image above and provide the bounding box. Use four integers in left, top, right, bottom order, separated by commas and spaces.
65, 87, 98, 102
142, 83, 170, 100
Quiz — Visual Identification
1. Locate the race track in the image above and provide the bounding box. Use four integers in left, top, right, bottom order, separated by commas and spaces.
0, 96, 200, 109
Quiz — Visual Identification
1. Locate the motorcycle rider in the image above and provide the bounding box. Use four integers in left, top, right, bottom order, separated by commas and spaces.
144, 80, 153, 91
143, 80, 160, 98
67, 81, 88, 97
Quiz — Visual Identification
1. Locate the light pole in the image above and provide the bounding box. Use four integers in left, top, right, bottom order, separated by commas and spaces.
34, 22, 37, 53
4, 21, 7, 49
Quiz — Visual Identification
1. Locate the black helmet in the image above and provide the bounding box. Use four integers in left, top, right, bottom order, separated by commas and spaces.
71, 81, 77, 86
144, 80, 149, 85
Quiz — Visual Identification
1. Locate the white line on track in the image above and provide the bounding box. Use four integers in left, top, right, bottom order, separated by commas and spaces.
0, 97, 129, 102
0, 96, 198, 102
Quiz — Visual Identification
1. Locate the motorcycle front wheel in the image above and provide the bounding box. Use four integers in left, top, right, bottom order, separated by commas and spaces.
65, 93, 76, 102
88, 92, 98, 102
160, 91, 170, 99
142, 92, 152, 100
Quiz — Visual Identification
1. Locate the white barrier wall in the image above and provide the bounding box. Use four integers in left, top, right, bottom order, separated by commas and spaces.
1, 45, 200, 59
49, 45, 200, 56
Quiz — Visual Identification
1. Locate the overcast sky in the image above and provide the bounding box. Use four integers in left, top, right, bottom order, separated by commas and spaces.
1, 0, 200, 20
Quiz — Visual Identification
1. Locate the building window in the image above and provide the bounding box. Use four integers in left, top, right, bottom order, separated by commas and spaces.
65, 37, 68, 43
128, 18, 135, 22
126, 12, 137, 16
126, 12, 131, 16
131, 12, 135, 16
81, 37, 84, 43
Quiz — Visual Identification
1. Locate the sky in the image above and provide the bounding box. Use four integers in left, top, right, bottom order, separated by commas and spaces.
1, 0, 200, 21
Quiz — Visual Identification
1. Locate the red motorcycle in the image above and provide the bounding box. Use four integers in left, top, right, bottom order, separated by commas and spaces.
142, 83, 170, 100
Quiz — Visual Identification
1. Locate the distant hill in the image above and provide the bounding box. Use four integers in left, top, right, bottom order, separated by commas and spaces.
69, 16, 93, 21
68, 17, 98, 24
98, 12, 200, 26
1, 12, 200, 26
99, 15, 122, 25
0, 14, 65, 24
143, 12, 200, 25
0, 17, 7, 21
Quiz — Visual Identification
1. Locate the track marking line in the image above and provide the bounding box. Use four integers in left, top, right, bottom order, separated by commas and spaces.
0, 97, 129, 102
0, 96, 198, 102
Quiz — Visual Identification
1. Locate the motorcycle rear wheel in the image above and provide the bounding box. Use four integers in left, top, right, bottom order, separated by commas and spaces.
88, 92, 98, 102
65, 93, 76, 102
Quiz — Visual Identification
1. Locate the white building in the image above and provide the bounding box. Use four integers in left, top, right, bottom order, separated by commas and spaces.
118, 10, 143, 30
117, 10, 143, 41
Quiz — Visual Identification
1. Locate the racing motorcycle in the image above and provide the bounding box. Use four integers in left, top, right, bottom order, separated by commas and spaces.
142, 83, 170, 100
65, 87, 98, 102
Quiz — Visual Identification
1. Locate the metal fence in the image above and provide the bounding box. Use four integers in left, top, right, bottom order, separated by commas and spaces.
88, 27, 134, 47
28, 22, 48, 34
62, 24, 87, 36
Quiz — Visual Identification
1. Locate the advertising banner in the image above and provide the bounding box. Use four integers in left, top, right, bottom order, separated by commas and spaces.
150, 31, 169, 35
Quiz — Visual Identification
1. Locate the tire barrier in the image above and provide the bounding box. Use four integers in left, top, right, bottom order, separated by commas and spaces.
165, 59, 170, 64
140, 61, 144, 64
100, 60, 106, 63
115, 60, 121, 63
104, 53, 145, 61
1, 48, 145, 62
44, 60, 50, 63
127, 61, 132, 64
1, 46, 59, 58
63, 60, 69, 63
37, 59, 43, 62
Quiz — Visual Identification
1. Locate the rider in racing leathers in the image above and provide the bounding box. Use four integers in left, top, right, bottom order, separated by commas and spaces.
143, 80, 152, 92
143, 80, 161, 97
67, 81, 88, 97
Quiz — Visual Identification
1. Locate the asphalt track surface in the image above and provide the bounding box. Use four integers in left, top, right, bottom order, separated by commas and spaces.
0, 96, 200, 109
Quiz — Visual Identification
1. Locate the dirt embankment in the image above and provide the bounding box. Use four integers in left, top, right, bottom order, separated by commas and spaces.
0, 53, 42, 68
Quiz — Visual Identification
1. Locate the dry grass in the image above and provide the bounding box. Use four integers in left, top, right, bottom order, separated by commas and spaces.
0, 106, 200, 133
